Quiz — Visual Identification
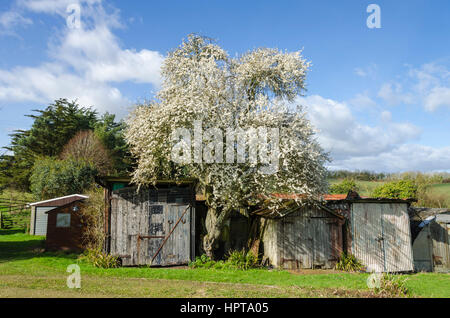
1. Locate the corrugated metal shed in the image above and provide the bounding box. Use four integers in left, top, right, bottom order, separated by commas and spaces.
410, 208, 450, 272
326, 193, 415, 273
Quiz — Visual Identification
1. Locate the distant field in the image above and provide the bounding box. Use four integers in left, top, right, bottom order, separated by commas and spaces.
429, 183, 450, 196
427, 183, 450, 207
328, 179, 450, 206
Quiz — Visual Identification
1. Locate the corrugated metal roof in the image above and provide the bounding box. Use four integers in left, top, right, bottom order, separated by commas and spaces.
269, 193, 349, 200
409, 207, 450, 221
323, 194, 348, 200
29, 194, 89, 207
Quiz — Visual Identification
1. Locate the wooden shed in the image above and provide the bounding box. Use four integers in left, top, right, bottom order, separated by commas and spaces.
410, 208, 450, 272
327, 192, 415, 273
255, 202, 344, 269
45, 198, 88, 251
99, 177, 197, 266
29, 194, 89, 236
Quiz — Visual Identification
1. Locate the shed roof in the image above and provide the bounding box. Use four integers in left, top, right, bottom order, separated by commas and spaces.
409, 207, 450, 241
96, 176, 197, 186
44, 199, 86, 214
29, 194, 89, 207
409, 207, 450, 222
265, 191, 413, 203
252, 200, 344, 219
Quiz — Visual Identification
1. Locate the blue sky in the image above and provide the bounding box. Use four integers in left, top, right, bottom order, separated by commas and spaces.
0, 0, 449, 172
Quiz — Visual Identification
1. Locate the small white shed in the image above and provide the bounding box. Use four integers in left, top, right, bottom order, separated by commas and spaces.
29, 194, 88, 235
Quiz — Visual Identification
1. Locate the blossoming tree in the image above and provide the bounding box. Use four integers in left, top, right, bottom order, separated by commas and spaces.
125, 35, 328, 258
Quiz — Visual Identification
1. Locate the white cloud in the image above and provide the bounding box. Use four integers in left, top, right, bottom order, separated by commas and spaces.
424, 86, 450, 111
53, 25, 163, 85
354, 63, 378, 79
300, 95, 421, 159
0, 62, 130, 114
0, 10, 32, 30
297, 95, 450, 172
331, 144, 450, 172
17, 0, 101, 15
377, 82, 414, 106
378, 61, 450, 111
380, 110, 391, 122
348, 93, 377, 109
0, 0, 163, 116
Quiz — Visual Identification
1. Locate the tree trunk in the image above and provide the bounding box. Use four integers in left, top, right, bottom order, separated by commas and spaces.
203, 206, 231, 259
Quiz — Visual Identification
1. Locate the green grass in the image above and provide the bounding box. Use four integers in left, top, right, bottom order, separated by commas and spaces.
0, 230, 449, 298
427, 183, 450, 207
0, 190, 33, 229
429, 183, 450, 194
0, 189, 34, 201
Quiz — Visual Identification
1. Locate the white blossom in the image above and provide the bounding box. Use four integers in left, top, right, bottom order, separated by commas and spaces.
125, 34, 328, 226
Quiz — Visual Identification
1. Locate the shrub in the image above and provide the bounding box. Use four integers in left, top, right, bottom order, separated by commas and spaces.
78, 248, 120, 268
189, 254, 217, 269
30, 157, 97, 200
329, 179, 358, 194
189, 250, 259, 270
372, 180, 417, 199
226, 250, 259, 270
335, 252, 364, 272
374, 273, 409, 297
79, 187, 105, 250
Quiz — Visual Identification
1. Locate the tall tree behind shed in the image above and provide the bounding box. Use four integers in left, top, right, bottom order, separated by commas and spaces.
60, 130, 113, 175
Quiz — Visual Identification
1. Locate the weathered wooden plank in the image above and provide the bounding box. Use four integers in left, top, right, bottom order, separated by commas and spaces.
109, 186, 194, 267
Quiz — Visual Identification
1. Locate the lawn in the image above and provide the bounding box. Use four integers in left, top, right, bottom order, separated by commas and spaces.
0, 230, 449, 298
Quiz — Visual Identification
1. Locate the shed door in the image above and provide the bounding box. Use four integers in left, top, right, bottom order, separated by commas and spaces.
311, 218, 336, 268
110, 188, 193, 267
412, 225, 433, 272
281, 215, 312, 269
145, 204, 192, 266
352, 203, 385, 272
351, 203, 413, 272
431, 222, 450, 272
382, 204, 414, 272
281, 214, 337, 269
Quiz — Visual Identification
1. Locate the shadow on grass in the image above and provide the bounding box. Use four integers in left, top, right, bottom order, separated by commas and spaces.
0, 235, 79, 263
0, 229, 26, 235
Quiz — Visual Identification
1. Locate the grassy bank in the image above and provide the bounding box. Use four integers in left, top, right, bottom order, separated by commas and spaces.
0, 230, 449, 298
